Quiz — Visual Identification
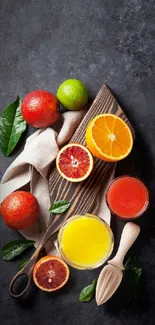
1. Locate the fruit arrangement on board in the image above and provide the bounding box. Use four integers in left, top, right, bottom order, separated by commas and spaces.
0, 79, 147, 302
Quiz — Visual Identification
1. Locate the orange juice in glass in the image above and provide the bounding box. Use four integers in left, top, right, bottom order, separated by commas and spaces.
58, 214, 114, 270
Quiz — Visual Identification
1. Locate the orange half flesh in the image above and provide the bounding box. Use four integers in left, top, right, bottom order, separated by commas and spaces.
85, 114, 133, 162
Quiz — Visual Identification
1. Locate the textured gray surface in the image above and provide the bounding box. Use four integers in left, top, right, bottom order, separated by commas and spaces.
0, 0, 155, 324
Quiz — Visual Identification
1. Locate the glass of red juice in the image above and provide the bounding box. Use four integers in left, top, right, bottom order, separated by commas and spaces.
106, 176, 149, 219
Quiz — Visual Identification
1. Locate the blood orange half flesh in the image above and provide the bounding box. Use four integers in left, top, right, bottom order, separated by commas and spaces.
56, 143, 93, 182
33, 256, 70, 292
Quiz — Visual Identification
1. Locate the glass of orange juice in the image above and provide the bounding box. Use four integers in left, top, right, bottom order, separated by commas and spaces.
57, 214, 114, 270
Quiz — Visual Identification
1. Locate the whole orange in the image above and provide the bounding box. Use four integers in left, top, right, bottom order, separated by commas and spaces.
0, 191, 39, 230
21, 90, 60, 128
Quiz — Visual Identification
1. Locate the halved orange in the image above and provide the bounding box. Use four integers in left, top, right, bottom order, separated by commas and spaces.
85, 114, 133, 162
33, 256, 70, 292
56, 143, 94, 182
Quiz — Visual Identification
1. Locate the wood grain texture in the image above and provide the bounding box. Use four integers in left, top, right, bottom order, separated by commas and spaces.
49, 84, 135, 231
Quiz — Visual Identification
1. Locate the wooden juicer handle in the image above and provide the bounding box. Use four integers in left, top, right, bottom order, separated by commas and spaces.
108, 222, 140, 270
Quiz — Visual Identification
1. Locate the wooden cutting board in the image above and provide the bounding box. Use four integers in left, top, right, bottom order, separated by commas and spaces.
48, 84, 134, 229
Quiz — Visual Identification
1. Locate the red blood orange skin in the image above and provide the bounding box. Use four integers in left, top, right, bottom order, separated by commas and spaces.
21, 90, 60, 128
1, 191, 39, 230
33, 256, 70, 292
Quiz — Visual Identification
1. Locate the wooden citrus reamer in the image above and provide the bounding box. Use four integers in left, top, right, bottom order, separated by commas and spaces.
96, 222, 140, 305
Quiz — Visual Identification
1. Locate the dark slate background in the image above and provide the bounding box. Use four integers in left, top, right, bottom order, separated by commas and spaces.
1, 0, 155, 324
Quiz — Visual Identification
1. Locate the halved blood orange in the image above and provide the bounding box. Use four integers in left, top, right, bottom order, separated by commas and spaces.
56, 143, 93, 182
33, 256, 70, 292
86, 114, 133, 162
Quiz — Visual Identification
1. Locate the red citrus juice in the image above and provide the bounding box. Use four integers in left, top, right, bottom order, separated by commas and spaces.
106, 176, 149, 219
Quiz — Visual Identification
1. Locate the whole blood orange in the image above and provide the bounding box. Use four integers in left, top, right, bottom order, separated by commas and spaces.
1, 191, 39, 230
86, 114, 133, 162
33, 256, 70, 292
21, 90, 60, 128
56, 143, 94, 182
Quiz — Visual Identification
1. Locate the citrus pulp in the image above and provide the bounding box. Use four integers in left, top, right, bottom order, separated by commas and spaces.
33, 256, 70, 292
86, 114, 133, 162
56, 143, 93, 182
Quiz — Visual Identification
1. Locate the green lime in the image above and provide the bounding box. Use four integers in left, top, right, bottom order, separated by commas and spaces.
57, 79, 88, 110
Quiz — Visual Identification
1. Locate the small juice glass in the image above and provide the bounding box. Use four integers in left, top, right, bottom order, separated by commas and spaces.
58, 214, 114, 270
106, 176, 149, 220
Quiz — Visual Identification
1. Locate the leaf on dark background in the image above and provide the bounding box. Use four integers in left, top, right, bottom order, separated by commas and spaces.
124, 256, 142, 298
1, 240, 35, 261
0, 96, 27, 156
79, 280, 97, 302
49, 200, 71, 214
18, 259, 29, 271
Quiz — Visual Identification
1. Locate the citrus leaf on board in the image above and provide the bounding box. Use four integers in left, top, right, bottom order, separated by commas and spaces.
49, 200, 71, 214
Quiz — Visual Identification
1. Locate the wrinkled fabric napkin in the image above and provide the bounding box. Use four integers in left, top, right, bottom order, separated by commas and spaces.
0, 109, 115, 254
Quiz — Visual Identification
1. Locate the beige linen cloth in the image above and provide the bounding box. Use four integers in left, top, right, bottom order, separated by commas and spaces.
0, 110, 115, 254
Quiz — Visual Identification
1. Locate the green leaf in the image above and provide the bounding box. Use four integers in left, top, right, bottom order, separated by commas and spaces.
49, 200, 71, 214
79, 280, 97, 302
0, 96, 27, 156
124, 256, 142, 297
1, 240, 35, 261
125, 256, 142, 284
18, 259, 29, 271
